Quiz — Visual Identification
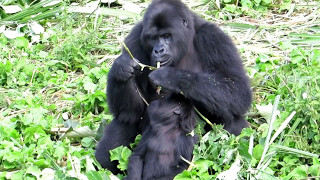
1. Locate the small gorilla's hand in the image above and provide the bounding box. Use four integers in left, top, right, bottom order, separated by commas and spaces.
149, 67, 182, 93
112, 55, 140, 81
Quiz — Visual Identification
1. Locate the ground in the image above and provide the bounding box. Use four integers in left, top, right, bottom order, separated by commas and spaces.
0, 0, 319, 179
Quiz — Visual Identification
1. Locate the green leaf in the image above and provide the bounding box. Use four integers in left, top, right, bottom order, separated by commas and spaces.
285, 165, 308, 179
1, 0, 62, 22
224, 4, 237, 13
13, 37, 28, 48
53, 146, 65, 159
24, 107, 48, 126
253, 144, 264, 160
174, 170, 193, 180
238, 138, 252, 163
86, 171, 109, 180
258, 123, 269, 138
63, 126, 95, 138
309, 158, 320, 176
26, 166, 42, 178
3, 150, 22, 163
1, 0, 16, 6
83, 76, 97, 93
109, 146, 132, 171
254, 0, 261, 5
24, 125, 47, 143
262, 0, 271, 4
81, 137, 94, 148
45, 60, 69, 67
10, 170, 25, 180
194, 159, 214, 173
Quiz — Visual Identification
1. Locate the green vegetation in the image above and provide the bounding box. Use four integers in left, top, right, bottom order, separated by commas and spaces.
0, 0, 319, 179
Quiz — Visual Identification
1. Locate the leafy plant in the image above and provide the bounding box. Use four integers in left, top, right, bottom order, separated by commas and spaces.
204, 0, 293, 19
1, 0, 319, 179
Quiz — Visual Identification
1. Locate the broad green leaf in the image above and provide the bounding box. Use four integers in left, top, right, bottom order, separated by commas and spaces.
194, 159, 214, 173
109, 146, 132, 171
24, 108, 48, 126
253, 144, 264, 160
81, 137, 94, 148
13, 37, 28, 48
24, 125, 47, 143
63, 126, 95, 138
173, 170, 194, 180
83, 76, 97, 93
26, 166, 42, 179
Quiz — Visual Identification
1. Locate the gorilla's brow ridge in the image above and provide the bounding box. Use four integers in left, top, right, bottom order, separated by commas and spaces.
145, 2, 183, 28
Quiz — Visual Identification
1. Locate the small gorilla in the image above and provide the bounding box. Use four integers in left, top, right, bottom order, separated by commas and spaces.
95, 0, 252, 174
125, 95, 197, 180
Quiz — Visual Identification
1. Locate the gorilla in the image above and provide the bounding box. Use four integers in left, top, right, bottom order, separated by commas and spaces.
125, 95, 198, 180
95, 0, 252, 174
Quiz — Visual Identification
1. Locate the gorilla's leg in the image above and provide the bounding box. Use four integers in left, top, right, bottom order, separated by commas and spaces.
95, 119, 138, 174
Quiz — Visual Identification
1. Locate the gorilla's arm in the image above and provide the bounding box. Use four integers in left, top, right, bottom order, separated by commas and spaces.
107, 23, 147, 124
149, 22, 252, 122
149, 68, 249, 119
125, 148, 145, 180
125, 130, 150, 180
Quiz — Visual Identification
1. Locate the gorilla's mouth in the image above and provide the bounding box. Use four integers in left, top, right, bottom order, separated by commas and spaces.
159, 58, 171, 66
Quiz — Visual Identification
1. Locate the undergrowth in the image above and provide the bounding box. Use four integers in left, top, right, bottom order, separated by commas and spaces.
0, 0, 319, 179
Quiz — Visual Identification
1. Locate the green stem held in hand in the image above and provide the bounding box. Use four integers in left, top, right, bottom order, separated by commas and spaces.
122, 42, 157, 71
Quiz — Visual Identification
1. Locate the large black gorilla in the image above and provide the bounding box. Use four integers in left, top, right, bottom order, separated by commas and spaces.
125, 95, 198, 179
95, 0, 252, 174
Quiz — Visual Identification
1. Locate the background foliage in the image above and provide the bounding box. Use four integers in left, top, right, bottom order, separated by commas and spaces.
0, 0, 319, 179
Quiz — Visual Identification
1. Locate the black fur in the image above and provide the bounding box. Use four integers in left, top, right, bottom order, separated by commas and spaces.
95, 0, 252, 175
125, 96, 197, 180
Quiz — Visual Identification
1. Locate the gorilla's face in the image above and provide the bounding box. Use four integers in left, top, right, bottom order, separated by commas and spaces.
142, 30, 173, 67
141, 4, 193, 67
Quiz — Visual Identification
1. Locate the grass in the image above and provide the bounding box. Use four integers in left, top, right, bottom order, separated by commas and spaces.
0, 0, 320, 179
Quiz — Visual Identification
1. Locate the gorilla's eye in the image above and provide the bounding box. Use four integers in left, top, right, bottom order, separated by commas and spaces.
182, 19, 188, 26
162, 33, 171, 39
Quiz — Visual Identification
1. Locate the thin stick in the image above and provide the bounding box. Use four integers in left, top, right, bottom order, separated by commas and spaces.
179, 91, 213, 127
180, 155, 196, 169
121, 42, 157, 70
194, 107, 214, 127
134, 83, 149, 106
187, 156, 195, 171
120, 42, 151, 106
121, 42, 134, 59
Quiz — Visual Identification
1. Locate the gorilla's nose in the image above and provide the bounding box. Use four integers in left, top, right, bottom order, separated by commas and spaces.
153, 45, 166, 58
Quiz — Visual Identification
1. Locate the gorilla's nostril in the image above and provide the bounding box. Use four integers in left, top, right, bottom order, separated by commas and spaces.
159, 48, 164, 54
155, 48, 164, 54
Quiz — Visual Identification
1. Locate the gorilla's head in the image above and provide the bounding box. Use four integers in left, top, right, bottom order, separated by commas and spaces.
148, 96, 195, 133
141, 0, 195, 67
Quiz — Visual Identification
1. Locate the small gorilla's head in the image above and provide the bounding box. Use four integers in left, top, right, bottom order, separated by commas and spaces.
141, 0, 195, 67
147, 97, 196, 132
148, 99, 183, 121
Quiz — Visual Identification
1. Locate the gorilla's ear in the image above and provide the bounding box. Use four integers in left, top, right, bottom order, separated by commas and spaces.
182, 19, 188, 27
173, 106, 181, 115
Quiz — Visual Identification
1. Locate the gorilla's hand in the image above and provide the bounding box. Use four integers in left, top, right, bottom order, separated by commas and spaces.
111, 56, 140, 82
149, 67, 187, 93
